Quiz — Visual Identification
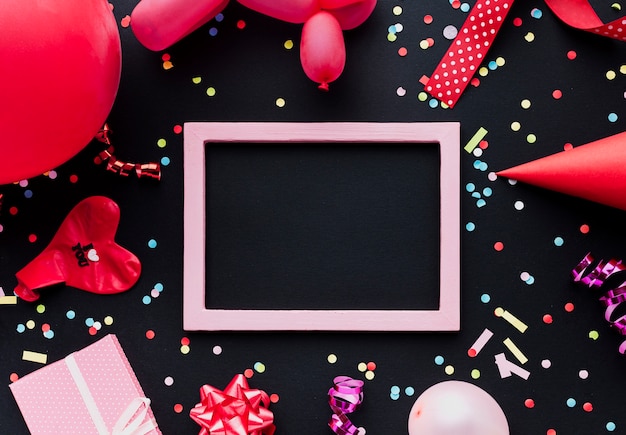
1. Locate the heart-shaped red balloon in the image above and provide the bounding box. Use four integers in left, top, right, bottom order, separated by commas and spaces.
14, 196, 141, 302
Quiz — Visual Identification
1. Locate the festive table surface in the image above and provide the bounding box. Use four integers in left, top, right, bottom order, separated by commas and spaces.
1, 0, 625, 433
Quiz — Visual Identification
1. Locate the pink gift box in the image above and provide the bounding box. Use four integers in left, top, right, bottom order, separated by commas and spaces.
9, 334, 161, 435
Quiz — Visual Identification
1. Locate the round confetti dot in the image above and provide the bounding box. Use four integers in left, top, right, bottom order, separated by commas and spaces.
88, 326, 98, 336
488, 172, 498, 181
466, 222, 476, 231
164, 376, 174, 386
388, 33, 397, 42
36, 304, 45, 314
157, 138, 167, 148
192, 77, 202, 84
398, 47, 408, 57
606, 70, 617, 80
566, 398, 576, 407
608, 113, 618, 123
579, 369, 589, 379
270, 393, 280, 403
173, 404, 183, 414
424, 14, 433, 24
434, 355, 445, 365
206, 87, 216, 97
391, 386, 401, 395
514, 200, 525, 210
254, 362, 266, 373
582, 402, 593, 412
606, 422, 616, 431
547, 429, 556, 435
357, 362, 367, 372
26, 320, 35, 329
237, 20, 246, 29
284, 39, 294, 50
473, 148, 483, 157
154, 283, 164, 292
481, 293, 491, 303
405, 386, 415, 396
327, 354, 338, 364
392, 5, 402, 15
148, 239, 158, 249
86, 317, 95, 327
160, 156, 170, 166
244, 368, 254, 378
520, 271, 531, 281
142, 295, 152, 305
16, 324, 25, 333
390, 392, 400, 401
180, 345, 190, 354
511, 121, 521, 131
526, 134, 537, 144
564, 302, 575, 312
494, 307, 505, 317
208, 27, 218, 36
104, 316, 114, 326
525, 398, 535, 408
43, 330, 55, 339
525, 32, 535, 42
443, 25, 458, 39
213, 345, 223, 355
567, 50, 577, 60
554, 237, 564, 247
365, 370, 375, 380
467, 348, 477, 357
580, 224, 590, 234
181, 337, 190, 346
531, 8, 543, 18
513, 17, 522, 26
10, 373, 19, 382
276, 98, 286, 108
93, 321, 102, 331
494, 241, 504, 251
173, 125, 183, 134
367, 361, 377, 371
589, 330, 599, 340
420, 39, 430, 49
146, 330, 156, 339
479, 67, 489, 77
444, 365, 455, 375
552, 89, 563, 99
28, 234, 37, 243
541, 359, 552, 368
161, 53, 170, 61
521, 99, 531, 109
66, 310, 76, 320
48, 170, 57, 179
471, 369, 481, 379
24, 190, 33, 199
396, 87, 407, 97
151, 289, 160, 298
418, 92, 428, 102
69, 174, 79, 183
543, 314, 553, 324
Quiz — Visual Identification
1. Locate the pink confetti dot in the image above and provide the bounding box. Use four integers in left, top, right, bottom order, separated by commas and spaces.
424, 14, 433, 24
244, 368, 254, 378
398, 47, 408, 57
525, 398, 535, 408
547, 430, 557, 435
564, 302, 575, 312
173, 403, 183, 413
543, 314, 553, 324
270, 393, 280, 403
146, 330, 155, 339
367, 361, 377, 371
552, 89, 562, 99
494, 241, 504, 251
468, 348, 477, 357
563, 142, 573, 150
567, 50, 577, 60
120, 15, 131, 28
9, 372, 19, 382
579, 224, 590, 234
88, 326, 98, 336
582, 402, 593, 412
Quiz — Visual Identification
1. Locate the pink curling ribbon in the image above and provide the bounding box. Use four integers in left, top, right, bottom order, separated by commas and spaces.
328, 376, 364, 435
426, 0, 626, 108
572, 252, 626, 354
189, 374, 275, 435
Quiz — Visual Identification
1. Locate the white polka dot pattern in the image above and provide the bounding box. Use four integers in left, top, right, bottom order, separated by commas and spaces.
544, 0, 626, 42
9, 334, 161, 435
425, 0, 512, 108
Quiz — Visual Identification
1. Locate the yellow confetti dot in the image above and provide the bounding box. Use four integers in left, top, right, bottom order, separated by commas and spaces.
479, 67, 489, 77
494, 307, 505, 317
104, 316, 114, 326
327, 354, 338, 364
589, 330, 599, 340
444, 365, 455, 375
206, 87, 216, 97
26, 320, 36, 329
606, 70, 617, 80
284, 39, 294, 50
275, 98, 286, 108
36, 304, 45, 314
357, 362, 367, 372
612, 2, 622, 10
162, 61, 174, 70
192, 77, 202, 84
392, 5, 403, 15
418, 92, 428, 102
441, 102, 449, 109
521, 99, 531, 109
365, 370, 375, 380
387, 33, 397, 42
157, 138, 167, 148
620, 65, 626, 74
524, 32, 535, 42
254, 362, 266, 373
527, 133, 537, 144
495, 57, 506, 67
510, 121, 521, 132
419, 39, 429, 49
471, 369, 481, 379
180, 345, 190, 354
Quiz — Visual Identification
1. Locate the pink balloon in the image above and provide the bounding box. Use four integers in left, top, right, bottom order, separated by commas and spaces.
300, 11, 346, 91
0, 0, 121, 185
408, 381, 509, 435
131, 0, 230, 51
320, 0, 377, 30
236, 0, 320, 23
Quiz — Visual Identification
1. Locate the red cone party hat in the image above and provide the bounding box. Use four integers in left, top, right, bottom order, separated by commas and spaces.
497, 131, 626, 211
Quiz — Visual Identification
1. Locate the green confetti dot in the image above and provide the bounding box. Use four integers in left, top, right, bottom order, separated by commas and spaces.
36, 304, 45, 314
589, 330, 599, 340
157, 138, 167, 148
206, 87, 216, 97
254, 362, 266, 373
471, 369, 481, 379
192, 77, 202, 84
527, 133, 537, 144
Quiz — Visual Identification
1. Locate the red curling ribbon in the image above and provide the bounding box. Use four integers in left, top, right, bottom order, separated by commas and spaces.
573, 252, 626, 354
328, 376, 364, 435
426, 0, 625, 108
94, 124, 162, 180
189, 374, 275, 435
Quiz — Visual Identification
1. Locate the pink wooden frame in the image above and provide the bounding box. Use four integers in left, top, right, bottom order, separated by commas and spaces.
183, 122, 460, 331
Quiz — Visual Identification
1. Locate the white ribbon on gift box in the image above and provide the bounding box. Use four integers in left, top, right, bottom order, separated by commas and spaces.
65, 353, 158, 435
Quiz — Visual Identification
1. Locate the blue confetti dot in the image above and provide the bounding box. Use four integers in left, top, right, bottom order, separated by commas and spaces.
24, 190, 33, 199
215, 13, 224, 22
471, 192, 481, 199
148, 239, 158, 249
390, 392, 400, 400
466, 183, 476, 192
608, 113, 618, 123
154, 282, 164, 292
434, 355, 445, 365
390, 385, 401, 395
479, 161, 488, 171
482, 187, 493, 197
429, 98, 439, 108
388, 25, 397, 34
476, 198, 487, 207
531, 8, 543, 18
161, 156, 171, 166
142, 295, 152, 305
466, 222, 476, 231
525, 276, 535, 285
606, 422, 616, 431
460, 3, 470, 12
44, 330, 55, 339
16, 324, 25, 333
66, 310, 76, 320
209, 27, 218, 37
566, 398, 576, 408
481, 293, 491, 303
488, 60, 498, 70
85, 317, 95, 327
405, 386, 415, 396
554, 236, 564, 247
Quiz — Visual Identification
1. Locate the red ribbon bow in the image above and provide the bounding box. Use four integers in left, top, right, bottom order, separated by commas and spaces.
190, 374, 275, 435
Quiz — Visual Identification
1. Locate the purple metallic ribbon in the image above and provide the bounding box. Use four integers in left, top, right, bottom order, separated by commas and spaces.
328, 376, 364, 435
573, 252, 626, 353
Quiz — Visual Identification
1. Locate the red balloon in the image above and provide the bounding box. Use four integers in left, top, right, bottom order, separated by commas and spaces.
300, 11, 346, 91
320, 0, 377, 30
131, 0, 230, 51
0, 0, 121, 185
236, 0, 320, 23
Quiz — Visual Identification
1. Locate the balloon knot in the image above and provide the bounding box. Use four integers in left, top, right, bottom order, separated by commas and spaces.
318, 82, 330, 91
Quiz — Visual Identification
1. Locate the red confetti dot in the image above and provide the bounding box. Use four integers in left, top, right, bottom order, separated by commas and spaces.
552, 89, 562, 99
244, 368, 254, 378
181, 337, 190, 346
494, 241, 504, 251
567, 50, 577, 60
547, 429, 557, 435
525, 398, 535, 408
367, 361, 377, 371
9, 372, 19, 382
173, 403, 183, 413
236, 19, 246, 29
451, 0, 461, 9
563, 142, 573, 151
270, 393, 280, 403
398, 47, 408, 57
513, 17, 523, 26
28, 234, 37, 243
161, 53, 171, 61
120, 15, 131, 28
582, 402, 593, 412
426, 37, 434, 47
88, 326, 98, 336
9, 206, 18, 215
173, 124, 183, 134
564, 302, 575, 312
470, 78, 480, 87
543, 314, 553, 324
41, 323, 51, 332
580, 224, 590, 234
424, 14, 433, 24
69, 174, 79, 183
468, 348, 477, 357
479, 140, 489, 149
146, 330, 155, 340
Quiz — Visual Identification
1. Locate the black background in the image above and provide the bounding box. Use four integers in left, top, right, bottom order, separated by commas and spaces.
1, 0, 626, 434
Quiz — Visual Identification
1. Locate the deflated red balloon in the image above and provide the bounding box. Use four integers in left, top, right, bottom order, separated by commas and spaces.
0, 0, 121, 185
237, 0, 320, 23
131, 0, 230, 51
300, 11, 346, 90
320, 0, 377, 30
